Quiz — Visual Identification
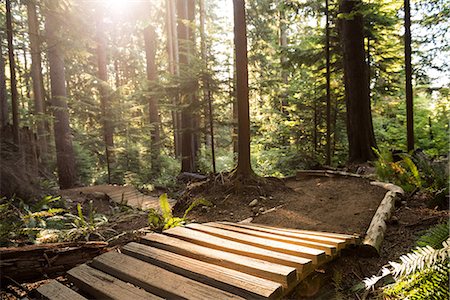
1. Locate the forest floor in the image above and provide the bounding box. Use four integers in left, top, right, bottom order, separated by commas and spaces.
1, 176, 448, 299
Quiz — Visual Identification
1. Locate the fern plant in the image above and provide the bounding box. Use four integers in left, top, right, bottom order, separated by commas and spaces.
147, 194, 211, 231
364, 223, 450, 299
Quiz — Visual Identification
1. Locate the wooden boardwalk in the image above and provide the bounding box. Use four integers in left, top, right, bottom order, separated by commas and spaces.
37, 222, 360, 300
64, 185, 176, 210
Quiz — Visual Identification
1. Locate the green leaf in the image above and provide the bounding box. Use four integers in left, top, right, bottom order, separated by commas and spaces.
159, 194, 172, 221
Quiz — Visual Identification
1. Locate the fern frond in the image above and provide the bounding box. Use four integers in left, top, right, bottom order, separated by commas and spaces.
390, 243, 450, 278
417, 221, 450, 249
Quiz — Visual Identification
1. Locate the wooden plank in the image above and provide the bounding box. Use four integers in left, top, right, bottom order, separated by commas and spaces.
91, 251, 244, 300
206, 222, 337, 256
122, 242, 282, 299
140, 233, 298, 288
246, 223, 360, 244
183, 224, 326, 264
36, 280, 87, 300
67, 264, 161, 300
225, 222, 351, 248
165, 226, 314, 268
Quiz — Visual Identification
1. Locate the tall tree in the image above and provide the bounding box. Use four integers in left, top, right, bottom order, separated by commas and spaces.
6, 0, 20, 144
325, 0, 332, 165
143, 25, 161, 174
199, 0, 216, 173
0, 40, 8, 127
96, 16, 114, 183
233, 0, 253, 177
45, 5, 77, 188
404, 0, 414, 151
166, 0, 181, 156
340, 0, 377, 162
27, 1, 48, 164
177, 0, 195, 172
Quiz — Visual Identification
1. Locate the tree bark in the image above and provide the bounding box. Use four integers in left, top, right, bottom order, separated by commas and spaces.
6, 0, 20, 145
199, 0, 216, 173
45, 7, 77, 189
0, 242, 107, 282
339, 0, 377, 163
177, 0, 195, 172
325, 0, 332, 165
0, 40, 8, 127
143, 25, 161, 174
96, 17, 114, 183
404, 0, 414, 151
361, 182, 405, 256
233, 0, 253, 177
166, 0, 181, 157
27, 1, 49, 166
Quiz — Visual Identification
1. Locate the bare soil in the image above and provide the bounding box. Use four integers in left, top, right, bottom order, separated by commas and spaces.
187, 176, 386, 236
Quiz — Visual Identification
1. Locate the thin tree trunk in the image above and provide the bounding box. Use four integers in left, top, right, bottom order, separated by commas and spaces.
6, 0, 20, 145
27, 1, 48, 166
45, 7, 77, 189
177, 0, 195, 172
199, 0, 216, 172
278, 0, 288, 113
233, 0, 253, 177
143, 25, 161, 174
325, 0, 331, 165
96, 17, 114, 183
232, 51, 238, 155
0, 41, 8, 127
404, 0, 414, 151
166, 0, 181, 157
340, 0, 376, 163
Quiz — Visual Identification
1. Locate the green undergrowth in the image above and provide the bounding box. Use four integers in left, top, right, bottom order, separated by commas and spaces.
361, 222, 450, 299
147, 193, 211, 231
0, 195, 110, 246
374, 148, 449, 208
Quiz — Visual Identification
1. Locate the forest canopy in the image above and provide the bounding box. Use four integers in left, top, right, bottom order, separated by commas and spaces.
0, 0, 448, 189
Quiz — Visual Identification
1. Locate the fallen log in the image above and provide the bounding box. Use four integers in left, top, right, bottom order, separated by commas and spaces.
0, 241, 108, 282
361, 182, 405, 257
296, 170, 371, 179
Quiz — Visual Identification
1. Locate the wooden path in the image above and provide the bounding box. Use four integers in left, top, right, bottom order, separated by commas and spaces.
37, 222, 360, 300
64, 185, 176, 211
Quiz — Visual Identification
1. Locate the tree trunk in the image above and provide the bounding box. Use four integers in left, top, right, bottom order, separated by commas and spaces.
96, 17, 114, 183
166, 0, 181, 157
45, 8, 77, 189
339, 0, 376, 163
177, 0, 195, 172
325, 0, 331, 165
6, 0, 20, 145
404, 0, 414, 151
143, 25, 161, 174
0, 40, 8, 127
233, 0, 253, 177
27, 1, 49, 166
199, 0, 216, 173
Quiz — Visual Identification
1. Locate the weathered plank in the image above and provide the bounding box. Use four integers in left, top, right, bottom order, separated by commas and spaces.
122, 242, 282, 299
91, 251, 244, 299
165, 226, 314, 268
67, 264, 160, 300
140, 233, 298, 288
63, 185, 176, 211
36, 280, 87, 300
184, 224, 326, 264
227, 222, 352, 247
206, 222, 337, 256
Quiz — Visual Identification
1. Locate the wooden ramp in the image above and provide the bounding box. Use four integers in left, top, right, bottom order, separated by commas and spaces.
37, 222, 359, 300
64, 185, 176, 210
